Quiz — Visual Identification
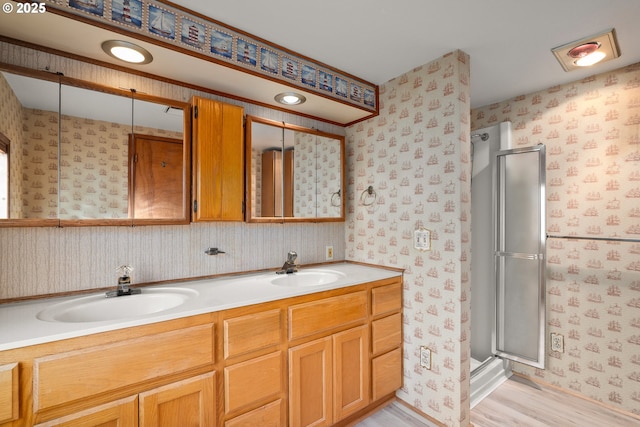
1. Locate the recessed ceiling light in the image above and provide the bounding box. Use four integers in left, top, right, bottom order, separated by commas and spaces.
101, 40, 153, 64
275, 92, 306, 105
551, 28, 620, 72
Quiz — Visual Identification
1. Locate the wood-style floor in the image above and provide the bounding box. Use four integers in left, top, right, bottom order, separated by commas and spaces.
354, 376, 640, 427
352, 401, 439, 427
470, 376, 639, 427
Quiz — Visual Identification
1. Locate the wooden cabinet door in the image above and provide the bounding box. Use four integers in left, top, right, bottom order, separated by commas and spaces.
191, 97, 244, 221
333, 326, 369, 422
34, 396, 138, 427
0, 363, 18, 424
289, 337, 332, 427
139, 372, 215, 427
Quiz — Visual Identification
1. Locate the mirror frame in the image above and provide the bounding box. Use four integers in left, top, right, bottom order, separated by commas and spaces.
245, 115, 345, 223
0, 62, 191, 227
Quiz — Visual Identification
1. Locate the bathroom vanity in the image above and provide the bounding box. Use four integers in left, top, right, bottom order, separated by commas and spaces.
0, 263, 403, 427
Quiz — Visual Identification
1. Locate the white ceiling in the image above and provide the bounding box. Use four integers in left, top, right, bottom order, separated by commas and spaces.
2, 0, 640, 123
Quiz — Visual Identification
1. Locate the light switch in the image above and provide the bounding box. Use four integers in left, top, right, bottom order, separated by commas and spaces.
414, 228, 431, 251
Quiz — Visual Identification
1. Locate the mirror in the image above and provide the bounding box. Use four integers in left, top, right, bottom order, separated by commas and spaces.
58, 83, 132, 222
246, 116, 344, 222
0, 70, 60, 225
129, 96, 189, 223
0, 67, 190, 226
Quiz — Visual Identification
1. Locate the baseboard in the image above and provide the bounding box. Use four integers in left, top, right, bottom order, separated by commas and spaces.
512, 372, 640, 423
395, 398, 446, 427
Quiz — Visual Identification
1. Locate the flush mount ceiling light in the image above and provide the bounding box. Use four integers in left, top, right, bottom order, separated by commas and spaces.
101, 40, 153, 64
551, 28, 620, 72
275, 92, 306, 105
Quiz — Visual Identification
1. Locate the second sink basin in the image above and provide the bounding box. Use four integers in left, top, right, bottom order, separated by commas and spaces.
36, 287, 199, 323
270, 269, 346, 287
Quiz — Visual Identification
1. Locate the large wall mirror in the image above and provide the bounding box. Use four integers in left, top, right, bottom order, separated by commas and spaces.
246, 116, 344, 223
0, 66, 190, 226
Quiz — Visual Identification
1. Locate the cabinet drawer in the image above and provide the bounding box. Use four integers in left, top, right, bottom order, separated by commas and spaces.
371, 348, 403, 401
371, 313, 402, 355
225, 399, 284, 427
224, 309, 282, 359
0, 363, 19, 423
224, 351, 283, 414
34, 323, 215, 411
289, 291, 367, 340
371, 282, 402, 317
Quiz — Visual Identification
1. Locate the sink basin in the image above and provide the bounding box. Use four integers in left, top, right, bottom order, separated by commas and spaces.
270, 269, 346, 287
37, 287, 199, 323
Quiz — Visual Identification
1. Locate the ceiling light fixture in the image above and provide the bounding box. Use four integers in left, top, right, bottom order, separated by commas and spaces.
275, 92, 306, 106
551, 28, 620, 72
101, 40, 153, 64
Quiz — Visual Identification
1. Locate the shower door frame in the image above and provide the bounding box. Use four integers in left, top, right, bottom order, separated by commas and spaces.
492, 144, 546, 369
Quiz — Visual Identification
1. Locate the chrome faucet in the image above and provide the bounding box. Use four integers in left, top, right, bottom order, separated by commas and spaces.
276, 251, 298, 274
106, 265, 141, 297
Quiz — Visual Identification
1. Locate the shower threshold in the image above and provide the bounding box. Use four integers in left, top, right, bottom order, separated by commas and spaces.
470, 356, 512, 408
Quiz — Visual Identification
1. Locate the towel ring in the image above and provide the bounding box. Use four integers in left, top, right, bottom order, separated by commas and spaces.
360, 186, 377, 206
330, 189, 341, 207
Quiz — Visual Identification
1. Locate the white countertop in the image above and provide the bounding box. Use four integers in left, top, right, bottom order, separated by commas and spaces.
0, 263, 401, 351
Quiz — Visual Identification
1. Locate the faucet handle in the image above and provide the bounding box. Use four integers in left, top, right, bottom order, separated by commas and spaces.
287, 251, 297, 263
116, 265, 134, 284
117, 265, 134, 276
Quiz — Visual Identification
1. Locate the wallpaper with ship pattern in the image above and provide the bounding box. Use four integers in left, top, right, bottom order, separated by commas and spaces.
346, 50, 472, 427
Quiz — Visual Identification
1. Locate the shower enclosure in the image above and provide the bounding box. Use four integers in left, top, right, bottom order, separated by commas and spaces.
470, 122, 546, 407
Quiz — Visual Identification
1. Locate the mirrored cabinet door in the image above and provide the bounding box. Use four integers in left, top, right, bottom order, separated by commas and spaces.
58, 84, 132, 222
0, 71, 60, 225
249, 120, 285, 218
314, 134, 343, 218
129, 97, 189, 223
289, 128, 315, 218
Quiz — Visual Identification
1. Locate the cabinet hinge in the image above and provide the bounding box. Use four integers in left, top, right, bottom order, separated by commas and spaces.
133, 153, 138, 163
194, 105, 198, 119
193, 200, 198, 213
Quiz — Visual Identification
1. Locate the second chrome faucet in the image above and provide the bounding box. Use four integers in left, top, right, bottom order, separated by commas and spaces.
277, 251, 298, 274
106, 265, 141, 297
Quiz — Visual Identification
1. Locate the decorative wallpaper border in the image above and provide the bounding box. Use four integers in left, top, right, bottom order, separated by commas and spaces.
44, 0, 377, 112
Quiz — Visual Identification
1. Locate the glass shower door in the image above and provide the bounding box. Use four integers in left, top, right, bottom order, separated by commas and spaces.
493, 144, 546, 369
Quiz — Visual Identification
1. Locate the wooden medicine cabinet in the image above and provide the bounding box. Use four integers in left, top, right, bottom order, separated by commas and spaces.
245, 116, 345, 223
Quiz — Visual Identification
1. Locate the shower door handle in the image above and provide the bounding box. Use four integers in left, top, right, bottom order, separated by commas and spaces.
495, 251, 542, 260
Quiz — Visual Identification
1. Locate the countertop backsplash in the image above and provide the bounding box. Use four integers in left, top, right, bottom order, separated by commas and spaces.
0, 221, 345, 300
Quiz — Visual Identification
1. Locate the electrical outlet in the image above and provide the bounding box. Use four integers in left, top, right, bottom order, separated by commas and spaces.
325, 245, 334, 260
420, 346, 431, 369
551, 333, 564, 353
